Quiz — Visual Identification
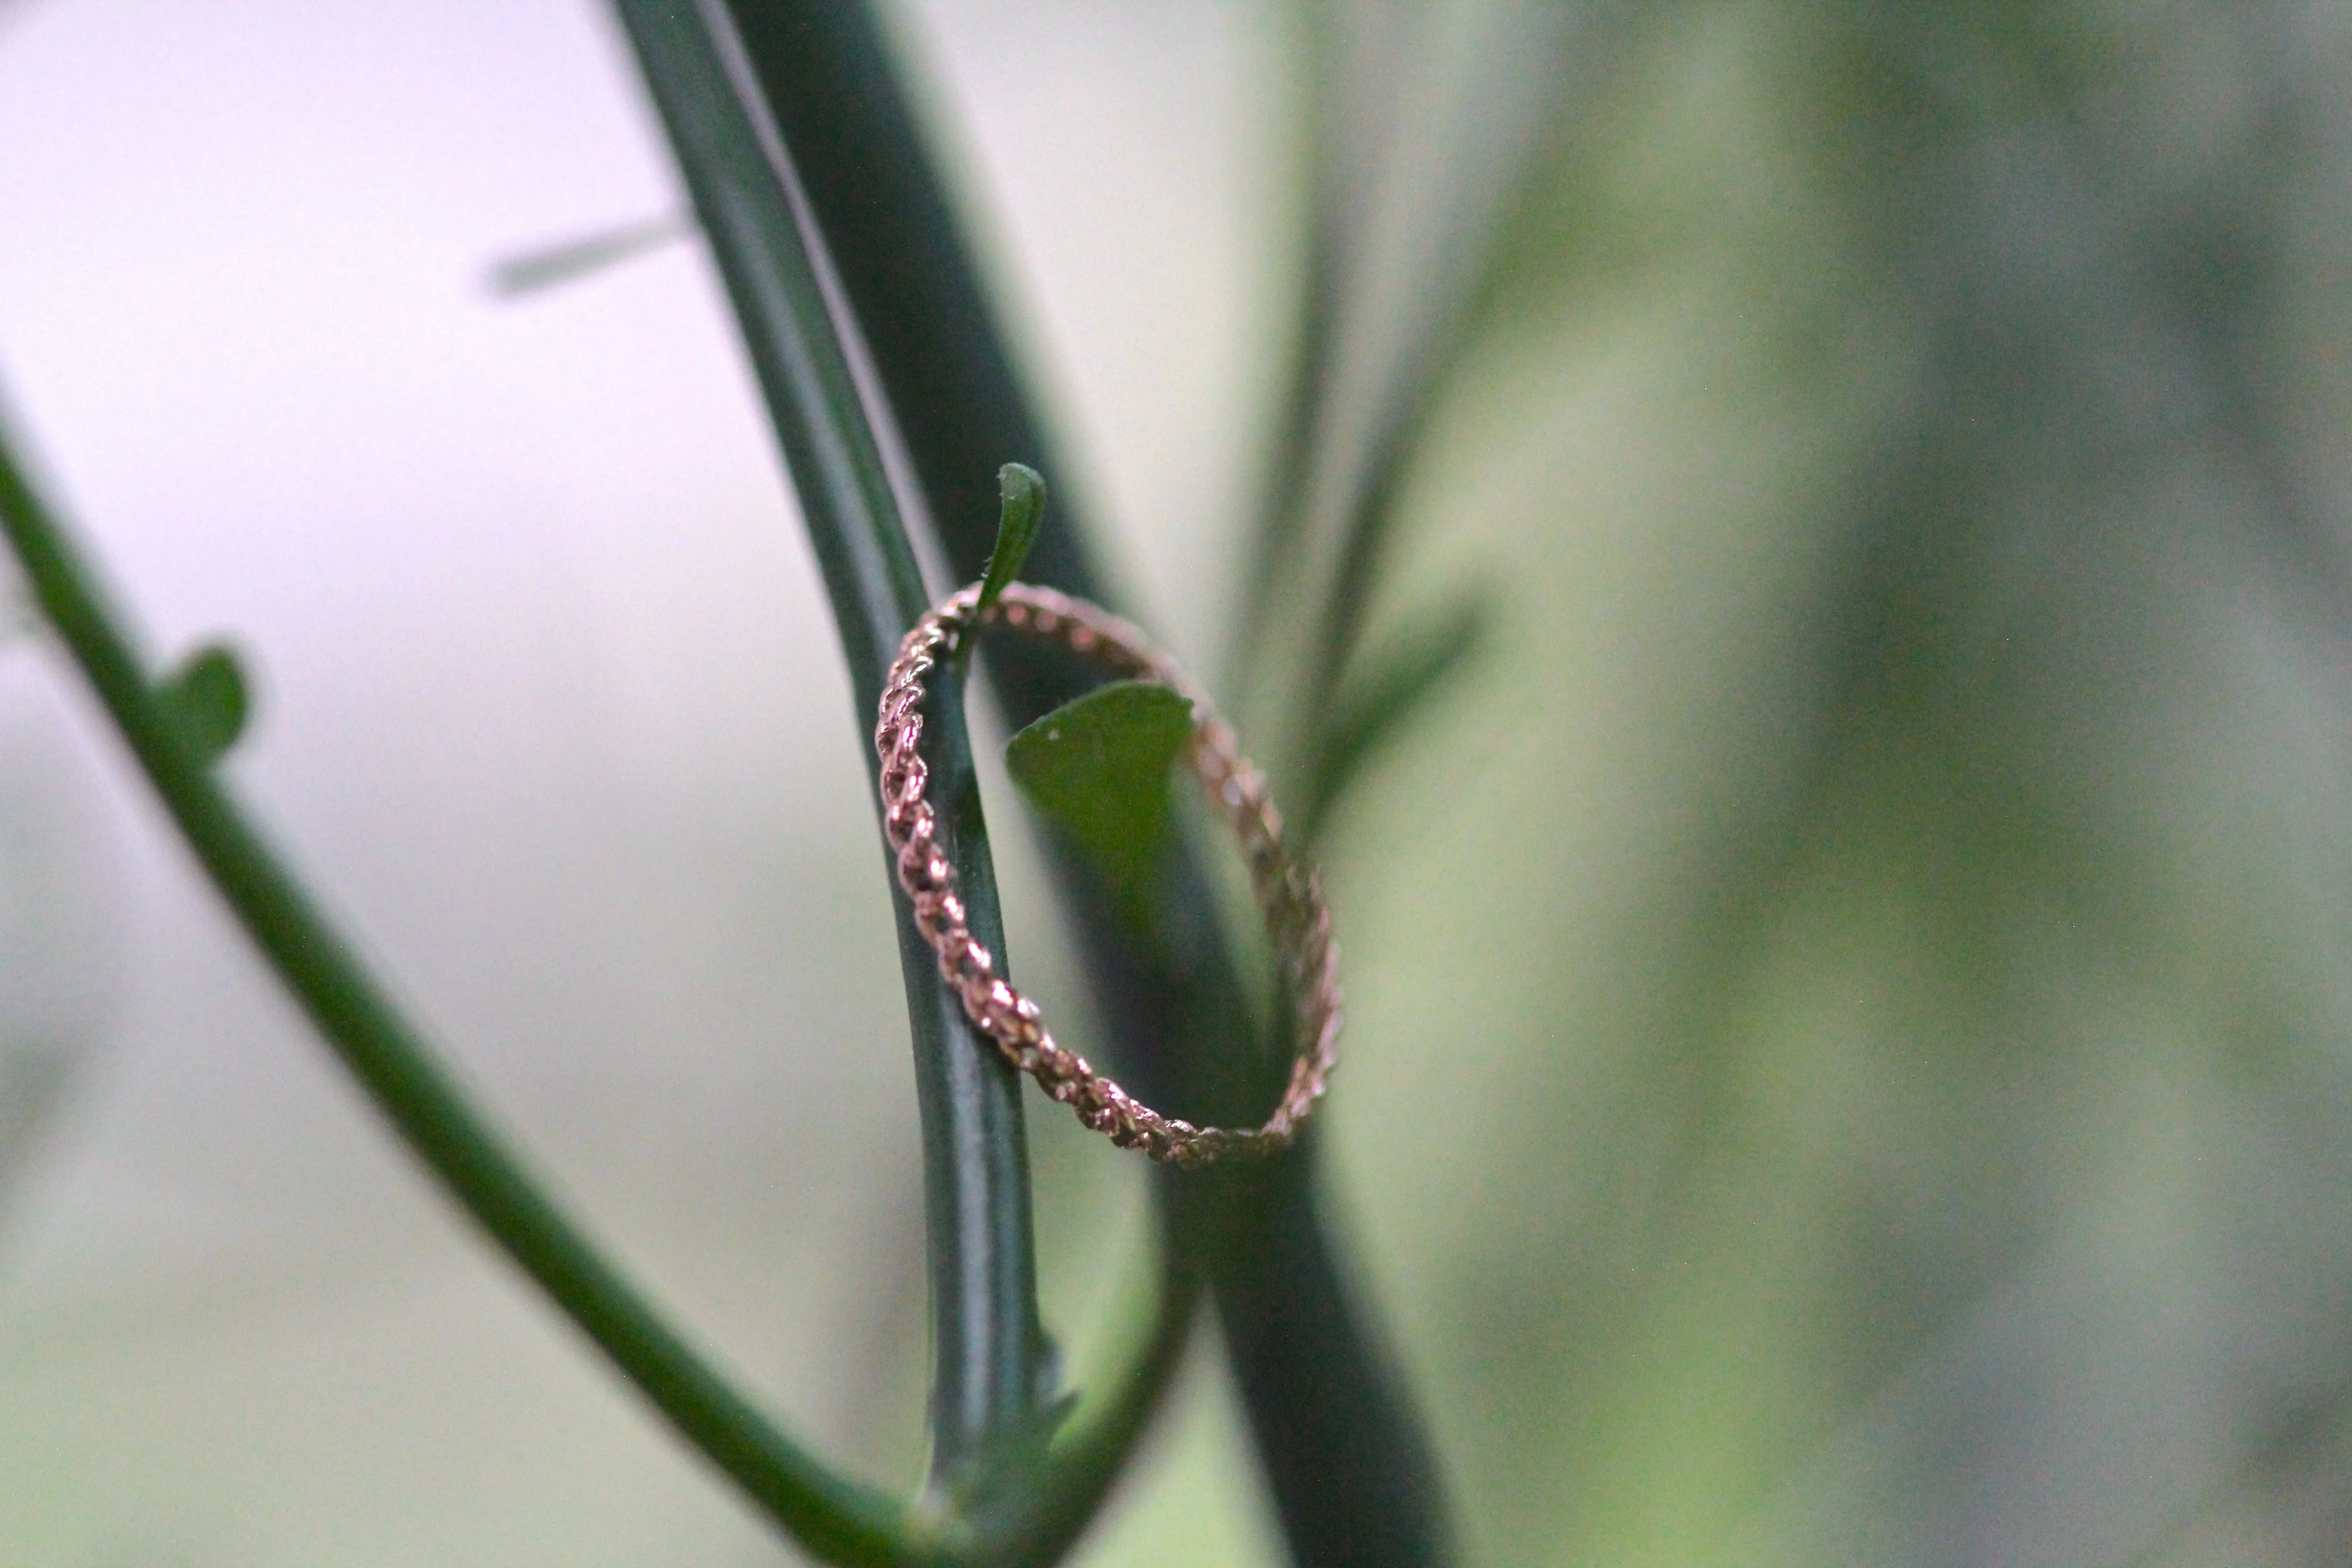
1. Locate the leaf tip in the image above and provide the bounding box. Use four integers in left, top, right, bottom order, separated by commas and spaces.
978, 463, 1048, 619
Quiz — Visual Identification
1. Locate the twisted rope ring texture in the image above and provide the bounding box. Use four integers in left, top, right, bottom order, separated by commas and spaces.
874, 582, 1341, 1166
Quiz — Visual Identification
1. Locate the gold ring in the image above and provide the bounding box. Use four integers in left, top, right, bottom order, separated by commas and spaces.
873, 582, 1340, 1166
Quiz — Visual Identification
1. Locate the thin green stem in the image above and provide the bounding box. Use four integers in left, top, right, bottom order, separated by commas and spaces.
607, 0, 1048, 1499
0, 433, 919, 1568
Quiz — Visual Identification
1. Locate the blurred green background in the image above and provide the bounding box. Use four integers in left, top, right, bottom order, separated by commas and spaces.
6, 1, 2352, 1564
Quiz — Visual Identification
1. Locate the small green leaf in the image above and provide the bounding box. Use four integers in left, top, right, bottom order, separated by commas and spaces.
1005, 680, 1192, 910
158, 642, 250, 764
978, 463, 1046, 619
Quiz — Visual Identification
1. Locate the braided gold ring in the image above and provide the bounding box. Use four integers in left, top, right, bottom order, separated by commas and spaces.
873, 582, 1340, 1166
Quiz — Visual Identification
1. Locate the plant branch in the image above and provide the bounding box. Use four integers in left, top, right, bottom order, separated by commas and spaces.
607, 0, 1052, 1500
0, 430, 915, 1568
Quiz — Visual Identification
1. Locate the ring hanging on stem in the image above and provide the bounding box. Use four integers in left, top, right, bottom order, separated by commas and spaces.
874, 581, 1341, 1166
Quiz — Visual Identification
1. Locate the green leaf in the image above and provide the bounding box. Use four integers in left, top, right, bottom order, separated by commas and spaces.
159, 642, 250, 765
979, 463, 1046, 619
1005, 680, 1192, 910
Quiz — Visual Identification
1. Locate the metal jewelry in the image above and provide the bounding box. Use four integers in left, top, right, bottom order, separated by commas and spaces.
874, 582, 1340, 1166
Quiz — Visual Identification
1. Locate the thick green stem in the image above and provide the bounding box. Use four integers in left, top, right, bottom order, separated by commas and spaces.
606, 0, 1047, 1497
0, 435, 916, 1568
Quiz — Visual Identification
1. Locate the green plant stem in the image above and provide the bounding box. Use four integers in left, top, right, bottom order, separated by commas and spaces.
606, 0, 1048, 1502
726, 6, 1453, 1563
0, 436, 916, 1568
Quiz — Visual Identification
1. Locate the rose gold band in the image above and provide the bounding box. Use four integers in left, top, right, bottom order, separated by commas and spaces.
873, 582, 1341, 1166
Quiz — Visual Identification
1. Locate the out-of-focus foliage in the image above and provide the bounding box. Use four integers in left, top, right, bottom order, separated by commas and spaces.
1287, 2, 2352, 1564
